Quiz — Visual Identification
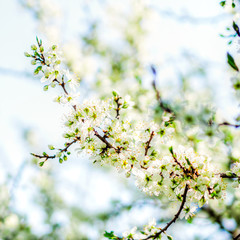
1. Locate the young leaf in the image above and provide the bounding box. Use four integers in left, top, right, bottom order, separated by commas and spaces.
227, 53, 239, 72
233, 21, 240, 36
220, 1, 226, 7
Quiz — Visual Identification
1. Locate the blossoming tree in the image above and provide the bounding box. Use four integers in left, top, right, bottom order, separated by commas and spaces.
2, 0, 240, 239
21, 0, 240, 238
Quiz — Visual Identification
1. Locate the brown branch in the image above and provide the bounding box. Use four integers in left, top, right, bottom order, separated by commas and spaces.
93, 129, 121, 154
94, 129, 115, 149
145, 131, 155, 156
219, 122, 240, 128
170, 149, 189, 177
114, 96, 122, 119
234, 233, 240, 240
219, 173, 240, 180
184, 157, 199, 177
60, 80, 69, 95
151, 66, 174, 115
53, 79, 77, 111
31, 153, 56, 160
31, 138, 79, 162
53, 78, 69, 95
145, 184, 189, 239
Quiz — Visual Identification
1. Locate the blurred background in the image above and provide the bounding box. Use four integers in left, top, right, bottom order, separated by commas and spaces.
1, 0, 240, 239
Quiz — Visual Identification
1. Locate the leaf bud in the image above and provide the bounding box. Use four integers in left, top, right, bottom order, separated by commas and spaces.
31, 45, 37, 50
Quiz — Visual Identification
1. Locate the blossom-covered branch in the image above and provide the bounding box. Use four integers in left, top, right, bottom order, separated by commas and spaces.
31, 138, 79, 166
26, 38, 240, 239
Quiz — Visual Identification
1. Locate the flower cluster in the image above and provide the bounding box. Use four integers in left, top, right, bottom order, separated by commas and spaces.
25, 38, 79, 104
26, 39, 236, 239
60, 91, 225, 220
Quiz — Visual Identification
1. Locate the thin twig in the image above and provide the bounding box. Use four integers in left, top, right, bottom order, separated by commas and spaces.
219, 173, 240, 180
31, 138, 79, 161
145, 184, 189, 239
145, 131, 155, 156
114, 96, 122, 119
93, 129, 121, 154
219, 122, 240, 128
151, 66, 175, 115
170, 149, 189, 177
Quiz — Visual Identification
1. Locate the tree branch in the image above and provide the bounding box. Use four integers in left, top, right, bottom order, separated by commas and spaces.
93, 129, 121, 154
145, 184, 189, 239
219, 173, 240, 180
113, 96, 122, 119
219, 122, 240, 128
145, 131, 155, 156
31, 138, 79, 162
234, 233, 240, 240
151, 66, 175, 115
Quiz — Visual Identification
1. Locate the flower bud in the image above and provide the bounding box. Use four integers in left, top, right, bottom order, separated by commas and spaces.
52, 45, 57, 50
48, 145, 55, 150
51, 82, 56, 88
24, 52, 31, 57
31, 45, 37, 50
43, 85, 49, 91
31, 60, 36, 65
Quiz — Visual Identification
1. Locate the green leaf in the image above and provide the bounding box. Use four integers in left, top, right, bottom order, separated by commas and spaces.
103, 231, 118, 239
187, 216, 194, 223
40, 46, 44, 52
43, 85, 49, 91
227, 52, 239, 72
220, 1, 226, 7
39, 161, 44, 167
52, 45, 57, 50
112, 91, 118, 97
135, 75, 142, 85
48, 145, 55, 150
31, 44, 37, 51
24, 52, 31, 57
169, 146, 173, 154
233, 21, 240, 36
122, 102, 129, 109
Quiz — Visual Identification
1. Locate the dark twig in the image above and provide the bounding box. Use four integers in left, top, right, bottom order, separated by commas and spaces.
219, 122, 240, 128
219, 173, 240, 180
113, 96, 122, 119
169, 148, 189, 177
151, 66, 175, 115
93, 129, 121, 154
145, 184, 189, 239
233, 233, 240, 240
31, 138, 79, 162
145, 131, 155, 156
